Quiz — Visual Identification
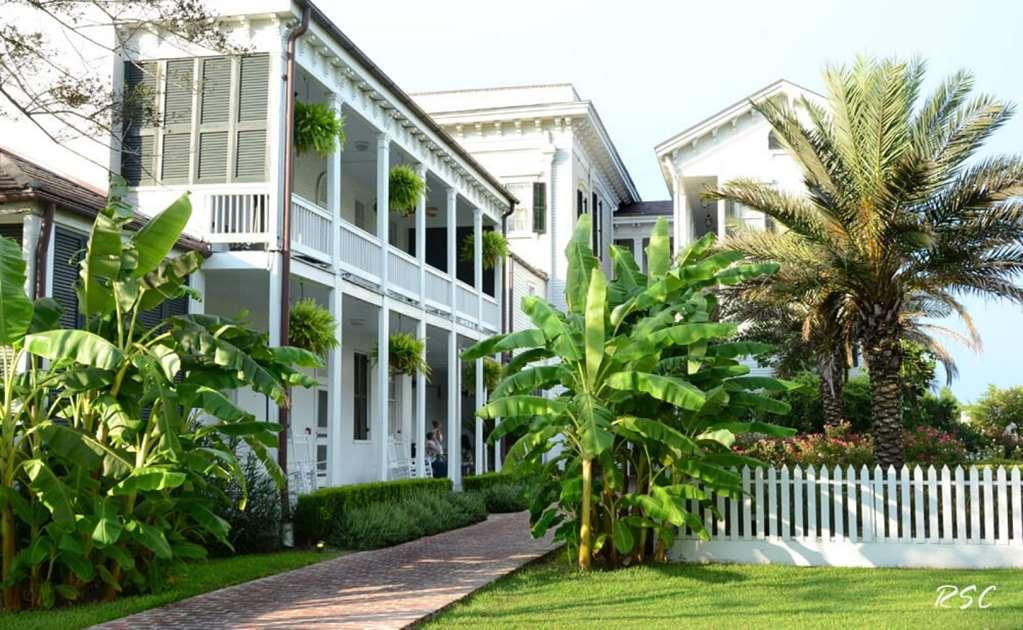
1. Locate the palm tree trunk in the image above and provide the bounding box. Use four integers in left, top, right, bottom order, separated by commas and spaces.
816, 348, 845, 426
578, 458, 593, 570
864, 333, 905, 469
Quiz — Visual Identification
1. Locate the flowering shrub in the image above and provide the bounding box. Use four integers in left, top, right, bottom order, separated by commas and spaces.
902, 426, 968, 465
735, 421, 874, 468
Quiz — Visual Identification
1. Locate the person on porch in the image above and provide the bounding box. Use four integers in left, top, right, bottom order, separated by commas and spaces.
426, 421, 447, 478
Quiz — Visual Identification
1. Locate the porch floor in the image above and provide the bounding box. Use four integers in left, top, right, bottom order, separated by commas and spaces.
92, 512, 555, 629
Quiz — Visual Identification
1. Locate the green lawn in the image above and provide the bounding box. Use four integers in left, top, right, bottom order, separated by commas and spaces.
423, 557, 1023, 629
0, 550, 339, 630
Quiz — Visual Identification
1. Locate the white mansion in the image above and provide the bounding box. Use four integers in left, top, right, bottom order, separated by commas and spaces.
0, 0, 799, 492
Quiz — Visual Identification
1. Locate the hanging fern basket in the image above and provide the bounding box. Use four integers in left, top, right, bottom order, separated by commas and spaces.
459, 230, 509, 270
288, 298, 339, 356
371, 332, 431, 379
388, 165, 426, 217
463, 357, 502, 394
294, 101, 346, 157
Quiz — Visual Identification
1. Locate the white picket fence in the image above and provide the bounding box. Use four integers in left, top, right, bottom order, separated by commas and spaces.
672, 465, 1023, 568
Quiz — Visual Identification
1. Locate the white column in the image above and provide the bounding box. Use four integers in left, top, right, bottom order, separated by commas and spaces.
329, 96, 344, 271
447, 327, 461, 488
415, 163, 427, 305
633, 237, 642, 271
267, 254, 283, 439
474, 355, 484, 474
21, 213, 40, 298
375, 302, 389, 481
446, 187, 457, 318
415, 318, 427, 478
188, 269, 205, 315
376, 133, 390, 284
400, 373, 412, 461
473, 208, 483, 323
328, 280, 343, 485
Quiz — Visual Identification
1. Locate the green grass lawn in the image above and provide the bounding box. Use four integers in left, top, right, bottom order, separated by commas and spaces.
423, 557, 1023, 629
0, 550, 339, 630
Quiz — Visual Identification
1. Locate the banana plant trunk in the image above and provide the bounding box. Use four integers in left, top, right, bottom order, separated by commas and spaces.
578, 458, 593, 570
816, 346, 845, 426
2, 503, 19, 610
864, 331, 905, 469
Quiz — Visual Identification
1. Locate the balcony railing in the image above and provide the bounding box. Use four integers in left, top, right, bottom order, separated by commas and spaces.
424, 267, 451, 311
481, 295, 500, 331
291, 194, 333, 262
456, 281, 476, 320
388, 248, 419, 299
338, 220, 382, 283
204, 187, 272, 244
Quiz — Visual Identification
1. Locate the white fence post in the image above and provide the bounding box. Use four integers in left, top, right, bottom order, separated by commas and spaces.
1012, 467, 1022, 543
846, 465, 858, 542
899, 466, 911, 541
793, 465, 804, 540
780, 465, 790, 540
767, 467, 778, 540
754, 467, 765, 540
872, 465, 885, 540
833, 466, 844, 540
820, 466, 831, 541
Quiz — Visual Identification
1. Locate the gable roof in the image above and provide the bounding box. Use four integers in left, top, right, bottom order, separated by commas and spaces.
0, 147, 209, 253
654, 79, 825, 160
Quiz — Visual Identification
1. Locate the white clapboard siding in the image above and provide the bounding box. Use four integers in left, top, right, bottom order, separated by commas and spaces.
673, 465, 1023, 569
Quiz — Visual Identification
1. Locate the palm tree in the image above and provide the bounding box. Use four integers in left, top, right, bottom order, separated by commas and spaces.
709, 56, 1023, 467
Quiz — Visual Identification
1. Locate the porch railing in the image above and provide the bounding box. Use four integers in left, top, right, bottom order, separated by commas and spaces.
481, 295, 500, 331
425, 266, 451, 311
338, 219, 382, 282
388, 247, 419, 298
207, 189, 271, 243
291, 193, 333, 262
456, 281, 476, 319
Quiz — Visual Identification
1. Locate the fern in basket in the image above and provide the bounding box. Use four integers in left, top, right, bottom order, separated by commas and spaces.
389, 165, 426, 217
294, 101, 346, 157
460, 230, 509, 270
372, 332, 431, 379
288, 298, 339, 356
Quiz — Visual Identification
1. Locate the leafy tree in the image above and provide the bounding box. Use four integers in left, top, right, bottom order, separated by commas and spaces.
0, 191, 318, 609
970, 385, 1023, 433
463, 216, 794, 570
710, 56, 1023, 467
0, 2, 234, 173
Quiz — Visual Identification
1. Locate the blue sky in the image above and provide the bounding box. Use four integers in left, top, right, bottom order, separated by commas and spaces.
324, 0, 1023, 402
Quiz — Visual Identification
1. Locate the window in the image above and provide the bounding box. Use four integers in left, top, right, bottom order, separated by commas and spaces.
642, 237, 650, 272
532, 182, 546, 234
576, 189, 585, 218
316, 389, 328, 473
353, 352, 369, 440
507, 183, 530, 232
122, 54, 269, 186
612, 238, 633, 255
592, 195, 602, 258
768, 130, 784, 151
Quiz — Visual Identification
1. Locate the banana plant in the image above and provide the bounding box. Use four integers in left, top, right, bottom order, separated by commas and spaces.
0, 189, 318, 609
463, 215, 795, 570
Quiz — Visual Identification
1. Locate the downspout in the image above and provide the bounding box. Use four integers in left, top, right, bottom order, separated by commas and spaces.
500, 200, 515, 337
278, 5, 310, 518
34, 202, 55, 299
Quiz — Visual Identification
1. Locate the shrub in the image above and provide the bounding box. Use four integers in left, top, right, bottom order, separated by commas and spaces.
463, 472, 517, 492
208, 454, 282, 556
735, 421, 875, 468
481, 484, 528, 513
288, 297, 338, 356
902, 426, 968, 465
334, 491, 486, 550
294, 477, 451, 544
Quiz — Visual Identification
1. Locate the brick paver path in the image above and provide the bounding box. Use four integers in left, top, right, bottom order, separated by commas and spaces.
93, 511, 555, 629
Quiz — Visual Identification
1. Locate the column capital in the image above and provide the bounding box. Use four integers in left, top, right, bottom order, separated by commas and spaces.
414, 162, 426, 177
446, 187, 458, 203
376, 132, 390, 150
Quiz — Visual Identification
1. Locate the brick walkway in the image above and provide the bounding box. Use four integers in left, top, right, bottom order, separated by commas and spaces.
93, 512, 555, 629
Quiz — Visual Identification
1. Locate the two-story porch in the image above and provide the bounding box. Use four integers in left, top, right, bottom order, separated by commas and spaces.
119, 8, 514, 491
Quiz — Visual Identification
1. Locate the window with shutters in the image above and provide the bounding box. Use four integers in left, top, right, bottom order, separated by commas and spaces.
506, 183, 530, 233
52, 227, 88, 330
122, 54, 269, 186
591, 192, 600, 257
532, 182, 546, 234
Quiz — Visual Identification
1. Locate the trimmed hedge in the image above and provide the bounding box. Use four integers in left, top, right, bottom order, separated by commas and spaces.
481, 483, 529, 513
463, 472, 517, 493
335, 491, 488, 550
294, 477, 451, 544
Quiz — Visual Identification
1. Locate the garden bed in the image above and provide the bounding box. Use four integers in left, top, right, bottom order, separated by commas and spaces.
0, 550, 339, 630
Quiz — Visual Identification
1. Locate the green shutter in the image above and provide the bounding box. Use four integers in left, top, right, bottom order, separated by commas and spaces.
235, 129, 266, 180
200, 57, 231, 124
163, 59, 194, 126
197, 131, 228, 181
532, 182, 546, 234
161, 133, 191, 181
122, 61, 157, 185
53, 227, 87, 330
238, 55, 269, 122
